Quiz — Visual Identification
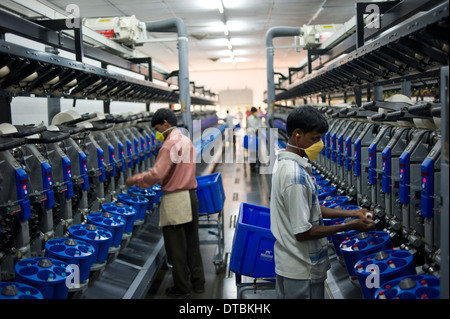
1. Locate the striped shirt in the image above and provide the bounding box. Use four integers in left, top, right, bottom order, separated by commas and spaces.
270, 150, 330, 281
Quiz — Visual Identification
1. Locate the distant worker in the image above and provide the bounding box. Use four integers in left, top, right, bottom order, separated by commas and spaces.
225, 110, 235, 129
236, 107, 243, 127
246, 107, 266, 132
257, 106, 265, 118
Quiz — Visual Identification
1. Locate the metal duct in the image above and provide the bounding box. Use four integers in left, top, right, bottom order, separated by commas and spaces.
265, 26, 301, 127
145, 18, 192, 138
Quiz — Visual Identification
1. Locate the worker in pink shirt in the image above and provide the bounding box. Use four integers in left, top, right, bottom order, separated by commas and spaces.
126, 108, 205, 297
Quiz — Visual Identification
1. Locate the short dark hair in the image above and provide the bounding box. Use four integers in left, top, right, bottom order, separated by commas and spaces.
251, 107, 257, 113
151, 108, 177, 127
286, 105, 329, 136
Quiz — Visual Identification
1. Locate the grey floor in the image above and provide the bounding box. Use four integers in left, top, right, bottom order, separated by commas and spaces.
145, 130, 363, 299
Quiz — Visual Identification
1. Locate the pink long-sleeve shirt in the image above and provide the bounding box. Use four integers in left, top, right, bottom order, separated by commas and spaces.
131, 128, 197, 192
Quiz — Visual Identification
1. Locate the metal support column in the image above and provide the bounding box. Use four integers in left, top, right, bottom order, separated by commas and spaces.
47, 97, 61, 125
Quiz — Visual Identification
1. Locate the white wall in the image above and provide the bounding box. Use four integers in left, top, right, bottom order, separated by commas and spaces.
190, 68, 267, 107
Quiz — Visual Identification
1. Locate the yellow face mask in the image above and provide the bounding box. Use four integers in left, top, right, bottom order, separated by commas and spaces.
155, 127, 175, 142
287, 139, 324, 162
303, 139, 324, 162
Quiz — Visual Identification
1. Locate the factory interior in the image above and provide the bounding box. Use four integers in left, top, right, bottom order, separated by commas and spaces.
0, 0, 448, 306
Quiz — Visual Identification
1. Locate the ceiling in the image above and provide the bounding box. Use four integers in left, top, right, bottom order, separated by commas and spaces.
35, 0, 371, 74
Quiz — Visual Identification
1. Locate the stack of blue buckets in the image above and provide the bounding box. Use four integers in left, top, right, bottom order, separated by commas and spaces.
312, 171, 440, 299
5, 184, 165, 299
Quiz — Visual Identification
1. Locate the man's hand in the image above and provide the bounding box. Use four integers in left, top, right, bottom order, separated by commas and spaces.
125, 177, 134, 187
351, 208, 374, 220
347, 217, 374, 232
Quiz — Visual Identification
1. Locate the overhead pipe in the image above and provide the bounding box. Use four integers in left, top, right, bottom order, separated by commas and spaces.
145, 18, 193, 138
265, 26, 301, 127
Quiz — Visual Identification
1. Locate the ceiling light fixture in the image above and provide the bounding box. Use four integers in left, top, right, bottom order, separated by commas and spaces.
217, 0, 236, 65
217, 0, 224, 14
227, 39, 233, 50
223, 22, 229, 36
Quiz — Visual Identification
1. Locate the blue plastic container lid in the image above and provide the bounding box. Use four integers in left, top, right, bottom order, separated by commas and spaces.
45, 238, 95, 260
316, 179, 330, 187
87, 212, 126, 229
102, 202, 136, 217
15, 257, 73, 285
354, 249, 414, 277
375, 274, 440, 299
0, 282, 44, 299
340, 231, 391, 254
68, 224, 113, 243
128, 186, 156, 196
117, 193, 149, 205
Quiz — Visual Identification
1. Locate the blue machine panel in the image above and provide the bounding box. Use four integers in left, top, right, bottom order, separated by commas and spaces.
345, 136, 352, 171
368, 143, 376, 185
399, 152, 410, 204
97, 148, 106, 182
331, 132, 337, 162
61, 156, 73, 199
382, 147, 392, 194
79, 152, 89, 191
354, 138, 361, 176
108, 145, 116, 177
326, 131, 331, 159
41, 162, 54, 209
337, 134, 344, 166
14, 168, 31, 221
117, 141, 125, 172
421, 157, 434, 218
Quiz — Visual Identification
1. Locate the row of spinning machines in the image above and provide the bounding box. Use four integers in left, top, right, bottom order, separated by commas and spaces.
0, 109, 221, 299
309, 95, 442, 282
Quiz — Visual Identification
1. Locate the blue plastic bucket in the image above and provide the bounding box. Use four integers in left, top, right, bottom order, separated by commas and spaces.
0, 282, 43, 299
14, 257, 73, 299
354, 249, 416, 299
45, 238, 95, 283
152, 184, 163, 205
340, 231, 392, 277
375, 274, 440, 299
229, 203, 275, 278
87, 212, 126, 247
127, 186, 156, 210
102, 202, 137, 233
318, 186, 337, 200
68, 224, 113, 264
196, 173, 226, 214
316, 179, 330, 188
321, 196, 348, 208
118, 193, 149, 222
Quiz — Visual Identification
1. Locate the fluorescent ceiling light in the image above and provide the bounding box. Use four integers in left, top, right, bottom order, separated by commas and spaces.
227, 40, 233, 50
225, 20, 247, 32
217, 0, 224, 13
223, 23, 229, 36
